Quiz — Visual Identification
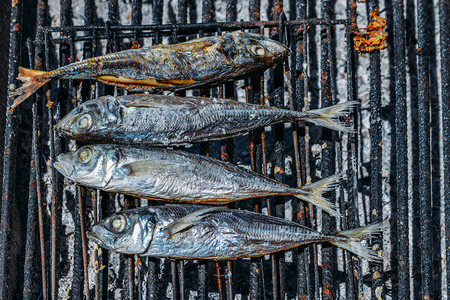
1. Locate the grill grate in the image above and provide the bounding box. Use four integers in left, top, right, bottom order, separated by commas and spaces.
0, 0, 448, 299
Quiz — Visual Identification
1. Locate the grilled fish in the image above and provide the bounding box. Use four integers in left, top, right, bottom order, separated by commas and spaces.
54, 145, 341, 216
10, 31, 289, 109
56, 94, 357, 145
87, 205, 385, 261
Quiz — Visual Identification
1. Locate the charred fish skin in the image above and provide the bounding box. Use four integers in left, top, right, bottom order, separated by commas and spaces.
55, 94, 357, 145
54, 144, 341, 216
87, 205, 385, 261
10, 31, 289, 109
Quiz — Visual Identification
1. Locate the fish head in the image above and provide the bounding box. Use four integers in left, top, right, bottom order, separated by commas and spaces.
54, 145, 119, 188
56, 95, 122, 141
87, 209, 156, 254
225, 31, 289, 73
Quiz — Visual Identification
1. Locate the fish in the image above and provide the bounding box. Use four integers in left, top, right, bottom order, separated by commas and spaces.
54, 145, 341, 216
55, 94, 357, 145
9, 31, 289, 109
87, 205, 385, 261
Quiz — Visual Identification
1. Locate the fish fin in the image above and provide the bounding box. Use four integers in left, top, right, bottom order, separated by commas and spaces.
305, 101, 358, 133
119, 160, 185, 177
293, 174, 341, 217
9, 67, 50, 110
163, 207, 225, 239
331, 220, 388, 262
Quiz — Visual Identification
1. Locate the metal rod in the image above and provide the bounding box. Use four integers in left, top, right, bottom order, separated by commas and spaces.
417, 0, 433, 296
0, 0, 23, 297
178, 260, 185, 300
367, 1, 384, 298
392, 0, 410, 297
215, 263, 224, 300
171, 261, 178, 300
153, 0, 163, 44
41, 18, 348, 35
44, 28, 62, 300
404, 1, 420, 296
78, 186, 90, 299
147, 258, 157, 300
440, 0, 450, 297
345, 0, 360, 298
293, 0, 312, 298
23, 39, 38, 300
319, 0, 336, 298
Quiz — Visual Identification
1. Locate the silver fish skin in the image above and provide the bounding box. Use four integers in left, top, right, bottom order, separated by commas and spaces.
54, 145, 341, 216
87, 205, 385, 261
56, 94, 357, 145
10, 31, 289, 109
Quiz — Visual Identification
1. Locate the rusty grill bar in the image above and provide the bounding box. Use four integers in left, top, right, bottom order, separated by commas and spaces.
0, 0, 448, 299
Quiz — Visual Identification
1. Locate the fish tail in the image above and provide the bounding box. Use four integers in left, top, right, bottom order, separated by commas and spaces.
9, 67, 50, 110
302, 101, 358, 133
293, 174, 341, 217
330, 220, 387, 262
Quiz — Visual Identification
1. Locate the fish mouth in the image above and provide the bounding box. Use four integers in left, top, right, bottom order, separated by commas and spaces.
87, 230, 108, 249
55, 116, 74, 137
53, 155, 74, 177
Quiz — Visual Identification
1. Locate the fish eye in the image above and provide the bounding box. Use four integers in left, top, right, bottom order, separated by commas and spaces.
108, 214, 127, 233
78, 148, 92, 164
76, 113, 93, 131
249, 44, 266, 56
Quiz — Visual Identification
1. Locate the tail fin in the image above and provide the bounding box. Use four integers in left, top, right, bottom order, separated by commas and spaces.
305, 101, 358, 133
9, 67, 50, 110
331, 221, 387, 262
293, 174, 341, 217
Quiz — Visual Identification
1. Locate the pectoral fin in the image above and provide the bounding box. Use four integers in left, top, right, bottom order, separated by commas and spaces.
163, 207, 224, 239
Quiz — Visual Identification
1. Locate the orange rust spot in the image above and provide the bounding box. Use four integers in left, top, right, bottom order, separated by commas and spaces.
274, 166, 284, 174
136, 258, 142, 269
418, 47, 423, 52
13, 23, 21, 32
131, 40, 141, 49
12, 0, 18, 7
271, 0, 283, 15
46, 100, 54, 107
323, 284, 333, 296
353, 8, 388, 53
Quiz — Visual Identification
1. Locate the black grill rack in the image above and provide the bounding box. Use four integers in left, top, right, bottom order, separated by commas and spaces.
0, 0, 448, 299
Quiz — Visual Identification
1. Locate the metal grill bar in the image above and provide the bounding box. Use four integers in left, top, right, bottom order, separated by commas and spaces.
23, 0, 48, 297
441, 0, 450, 297
366, 1, 384, 299
345, 0, 360, 298
417, 0, 433, 297
392, 0, 409, 298
293, 0, 311, 299
0, 0, 24, 296
319, 0, 337, 298
23, 38, 38, 300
